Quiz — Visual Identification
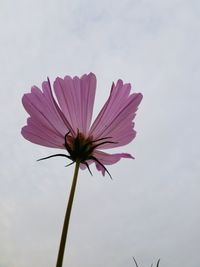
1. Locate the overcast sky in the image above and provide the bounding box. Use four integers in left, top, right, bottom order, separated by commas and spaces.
0, 0, 200, 267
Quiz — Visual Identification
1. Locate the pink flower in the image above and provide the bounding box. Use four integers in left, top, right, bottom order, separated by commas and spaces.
21, 73, 143, 177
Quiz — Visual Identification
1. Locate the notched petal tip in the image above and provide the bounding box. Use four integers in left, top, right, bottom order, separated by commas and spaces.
83, 72, 96, 79
21, 93, 29, 107
21, 125, 26, 136
136, 92, 143, 102
121, 153, 135, 159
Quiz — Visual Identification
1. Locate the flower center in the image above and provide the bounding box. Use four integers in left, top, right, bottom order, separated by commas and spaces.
65, 132, 94, 162
63, 131, 116, 178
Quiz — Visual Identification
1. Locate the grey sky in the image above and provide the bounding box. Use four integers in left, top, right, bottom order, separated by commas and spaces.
0, 0, 200, 266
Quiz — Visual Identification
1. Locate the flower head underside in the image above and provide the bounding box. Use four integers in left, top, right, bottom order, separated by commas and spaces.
21, 73, 143, 176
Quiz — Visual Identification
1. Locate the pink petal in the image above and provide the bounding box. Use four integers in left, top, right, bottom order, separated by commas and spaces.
79, 160, 93, 170
89, 80, 143, 149
54, 73, 96, 136
92, 150, 134, 176
22, 118, 64, 148
21, 79, 70, 148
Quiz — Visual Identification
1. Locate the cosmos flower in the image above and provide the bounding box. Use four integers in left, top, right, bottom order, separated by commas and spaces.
21, 72, 143, 267
21, 73, 143, 177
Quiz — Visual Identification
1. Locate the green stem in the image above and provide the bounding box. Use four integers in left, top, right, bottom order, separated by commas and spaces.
56, 161, 80, 267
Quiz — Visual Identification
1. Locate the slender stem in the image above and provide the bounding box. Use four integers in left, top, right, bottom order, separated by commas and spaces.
56, 160, 80, 267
